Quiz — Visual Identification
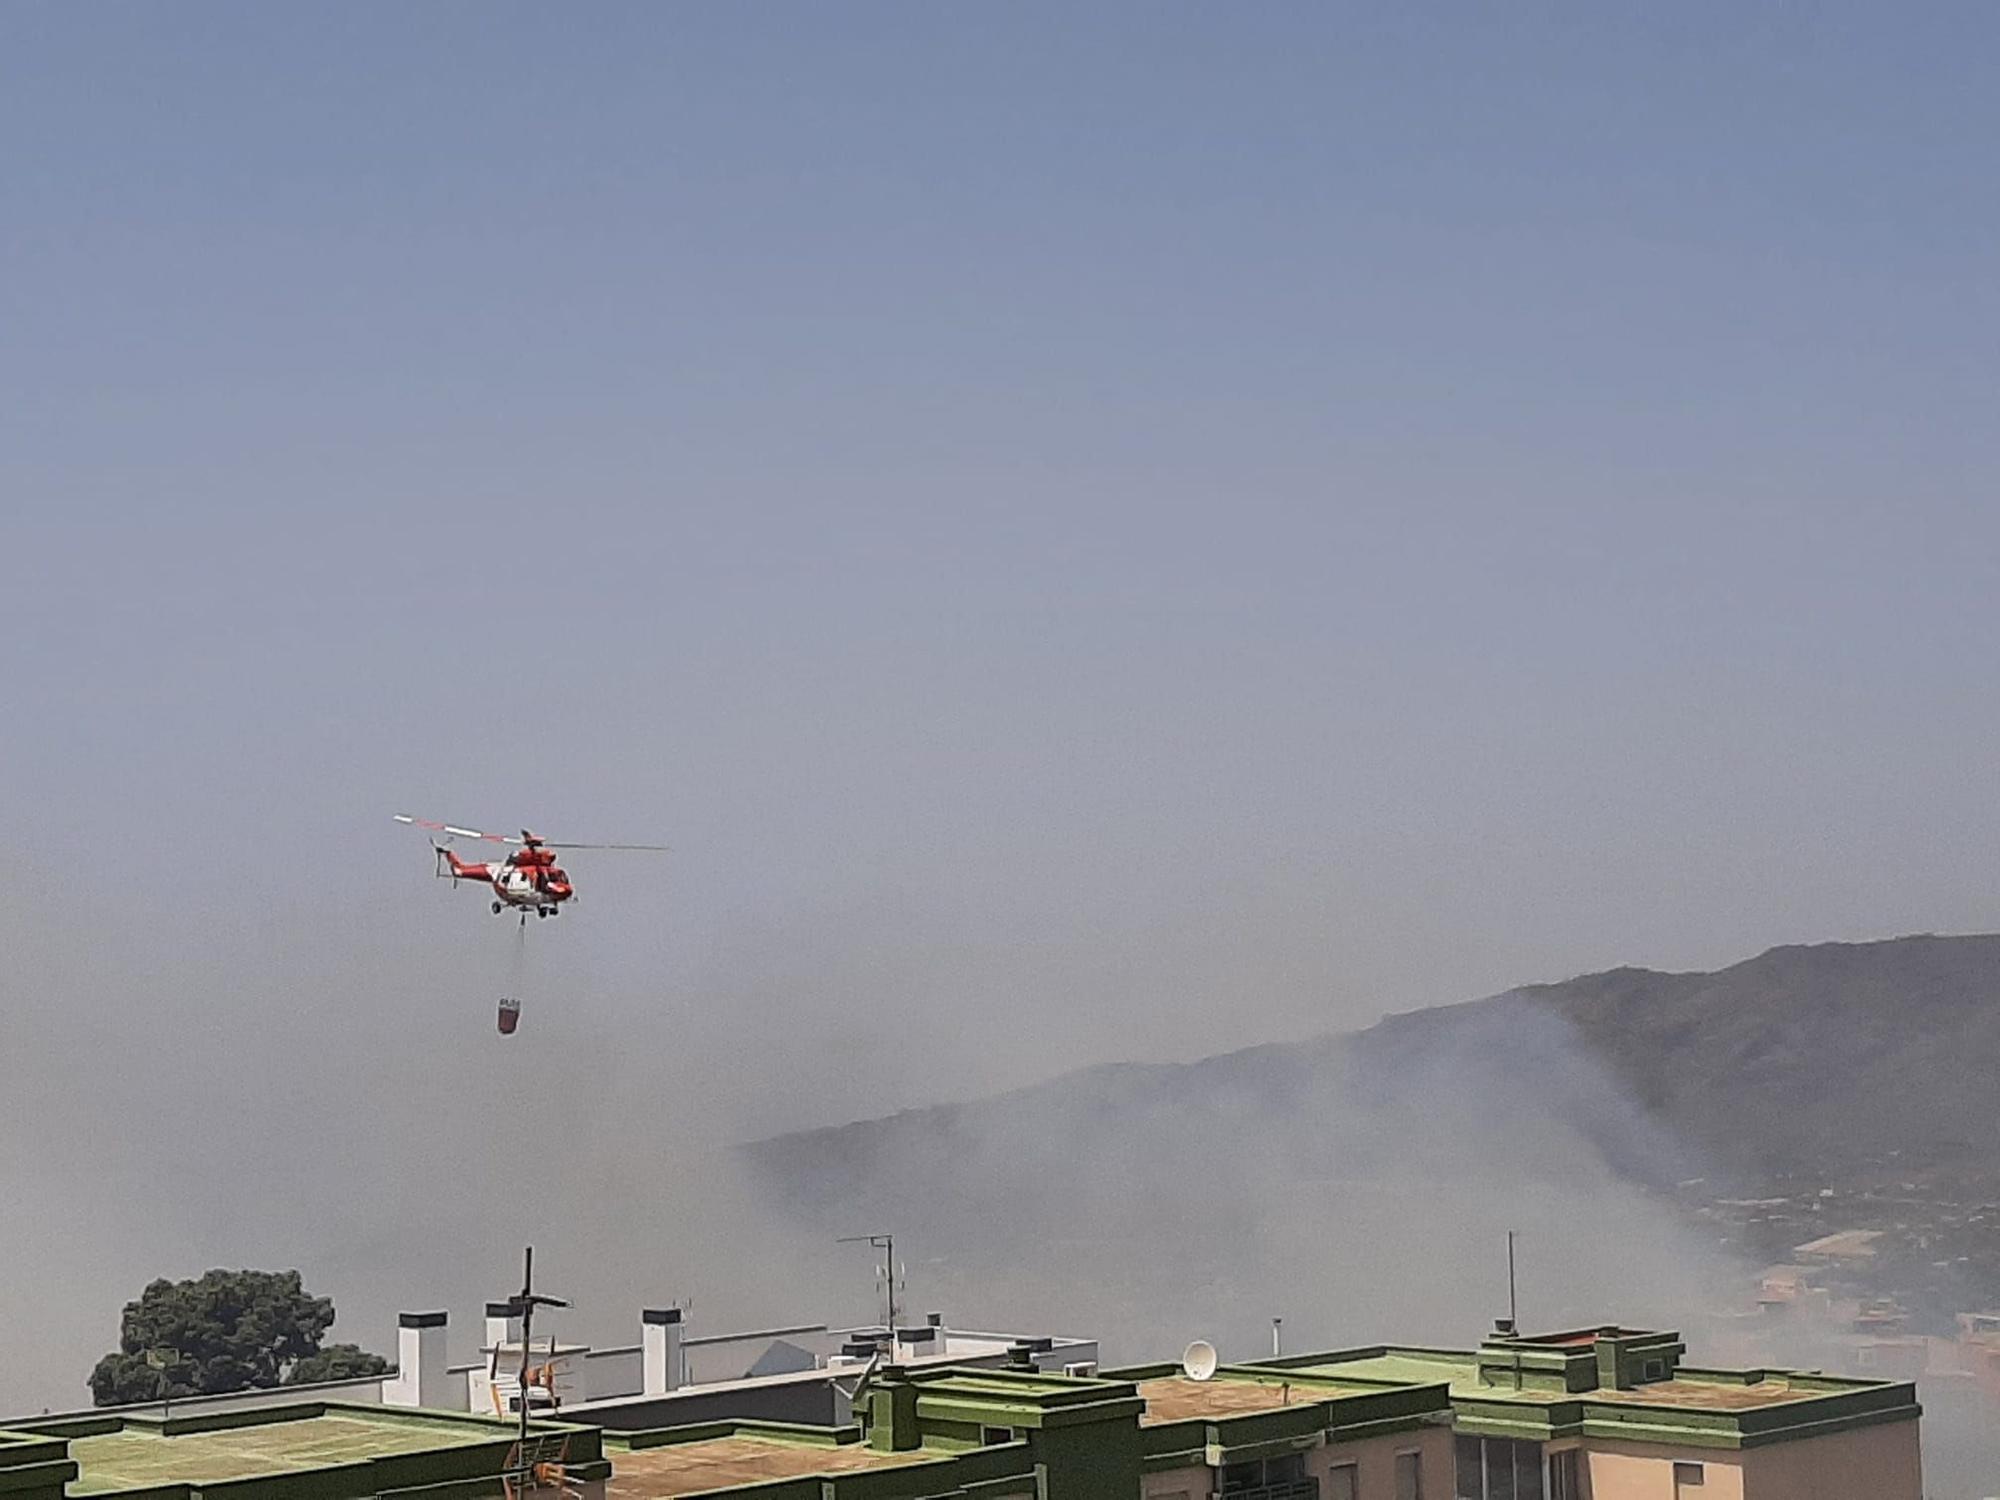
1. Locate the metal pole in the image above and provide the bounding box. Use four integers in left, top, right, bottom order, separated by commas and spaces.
1272, 1319, 1283, 1358
517, 1247, 534, 1457
1507, 1231, 1519, 1330
885, 1233, 897, 1335
838, 1233, 901, 1356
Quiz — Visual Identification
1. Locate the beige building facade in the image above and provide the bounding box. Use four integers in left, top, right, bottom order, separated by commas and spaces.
1120, 1368, 1455, 1500
1578, 1416, 1923, 1499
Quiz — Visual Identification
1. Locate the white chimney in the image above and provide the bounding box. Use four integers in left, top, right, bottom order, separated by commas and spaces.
928, 1311, 946, 1359
485, 1300, 523, 1354
642, 1308, 684, 1395
389, 1312, 451, 1409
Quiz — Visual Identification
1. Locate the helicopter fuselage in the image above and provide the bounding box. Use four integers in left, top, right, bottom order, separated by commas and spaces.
438, 846, 573, 917
491, 864, 564, 911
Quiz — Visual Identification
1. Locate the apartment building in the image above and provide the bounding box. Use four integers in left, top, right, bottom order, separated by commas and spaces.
1259, 1322, 1924, 1500
1, 1318, 1923, 1500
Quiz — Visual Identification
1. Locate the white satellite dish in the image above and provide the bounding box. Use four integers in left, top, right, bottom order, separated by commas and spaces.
1182, 1340, 1218, 1381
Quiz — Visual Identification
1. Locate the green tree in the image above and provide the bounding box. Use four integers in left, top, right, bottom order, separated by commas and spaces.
284, 1344, 390, 1386
89, 1269, 385, 1406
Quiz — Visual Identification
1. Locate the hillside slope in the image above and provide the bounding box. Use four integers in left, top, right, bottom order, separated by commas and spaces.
749, 933, 2000, 1207
1512, 934, 2000, 1182
738, 935, 2000, 1493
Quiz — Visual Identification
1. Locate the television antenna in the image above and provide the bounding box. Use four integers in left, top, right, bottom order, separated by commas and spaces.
838, 1232, 904, 1348
504, 1247, 570, 1478
1181, 1340, 1218, 1382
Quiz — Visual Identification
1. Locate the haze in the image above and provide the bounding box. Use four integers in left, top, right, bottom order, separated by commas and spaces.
4, 1, 1998, 1417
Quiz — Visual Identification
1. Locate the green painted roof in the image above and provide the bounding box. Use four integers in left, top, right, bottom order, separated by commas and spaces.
67, 1412, 497, 1494
1270, 1347, 1921, 1450
1282, 1353, 1474, 1392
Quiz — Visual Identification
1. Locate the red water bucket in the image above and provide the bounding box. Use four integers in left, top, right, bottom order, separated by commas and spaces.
497, 996, 521, 1035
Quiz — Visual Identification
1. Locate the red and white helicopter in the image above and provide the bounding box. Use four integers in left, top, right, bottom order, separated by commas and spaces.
395, 815, 667, 924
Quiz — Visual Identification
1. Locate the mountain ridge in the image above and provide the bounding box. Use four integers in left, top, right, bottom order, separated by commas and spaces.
747, 932, 2000, 1201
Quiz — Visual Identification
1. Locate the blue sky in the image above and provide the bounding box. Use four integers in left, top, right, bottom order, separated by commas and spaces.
3, 1, 1999, 1397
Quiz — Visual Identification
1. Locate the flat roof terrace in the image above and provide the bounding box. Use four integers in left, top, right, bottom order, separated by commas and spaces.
6, 1404, 607, 1500
1106, 1361, 1452, 1477
1134, 1376, 1361, 1423
65, 1412, 498, 1494
1587, 1376, 1838, 1412
1279, 1351, 1886, 1413
605, 1436, 925, 1498
1269, 1344, 1921, 1450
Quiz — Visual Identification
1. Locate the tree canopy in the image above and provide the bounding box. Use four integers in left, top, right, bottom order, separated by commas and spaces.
284, 1344, 392, 1385
90, 1269, 387, 1406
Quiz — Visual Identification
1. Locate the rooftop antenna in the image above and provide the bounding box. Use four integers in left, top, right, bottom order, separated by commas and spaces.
511, 1248, 569, 1459
1507, 1230, 1519, 1333
1181, 1340, 1218, 1382
838, 1232, 901, 1353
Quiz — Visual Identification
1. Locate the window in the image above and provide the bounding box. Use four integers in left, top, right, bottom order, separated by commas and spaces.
1517, 1441, 1544, 1500
1674, 1460, 1705, 1495
980, 1426, 1014, 1445
1547, 1451, 1580, 1500
1644, 1359, 1667, 1381
1455, 1434, 1483, 1500
1327, 1465, 1358, 1500
1396, 1450, 1423, 1500
1455, 1438, 1548, 1500
1221, 1462, 1264, 1494
1222, 1456, 1313, 1495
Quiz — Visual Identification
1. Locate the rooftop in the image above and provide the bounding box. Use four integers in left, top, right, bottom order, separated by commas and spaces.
1135, 1376, 1347, 1423
64, 1412, 495, 1495
1587, 1378, 1825, 1413
1280, 1348, 1860, 1411
605, 1435, 922, 1498
0, 1404, 611, 1500
1270, 1329, 1921, 1450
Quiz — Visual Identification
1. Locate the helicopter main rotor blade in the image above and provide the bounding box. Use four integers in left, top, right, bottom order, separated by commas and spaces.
393, 815, 524, 845
540, 841, 670, 852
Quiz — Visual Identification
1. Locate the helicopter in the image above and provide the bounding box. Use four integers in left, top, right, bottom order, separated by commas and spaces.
394, 815, 667, 925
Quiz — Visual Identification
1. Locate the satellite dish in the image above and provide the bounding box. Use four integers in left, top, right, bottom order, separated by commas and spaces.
1182, 1341, 1218, 1381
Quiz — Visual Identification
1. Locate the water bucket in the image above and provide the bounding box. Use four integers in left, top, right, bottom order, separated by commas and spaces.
497, 996, 521, 1035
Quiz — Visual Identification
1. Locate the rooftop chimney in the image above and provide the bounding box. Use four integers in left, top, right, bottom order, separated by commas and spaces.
387, 1312, 450, 1409
642, 1308, 684, 1395
485, 1300, 523, 1354
927, 1311, 945, 1358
